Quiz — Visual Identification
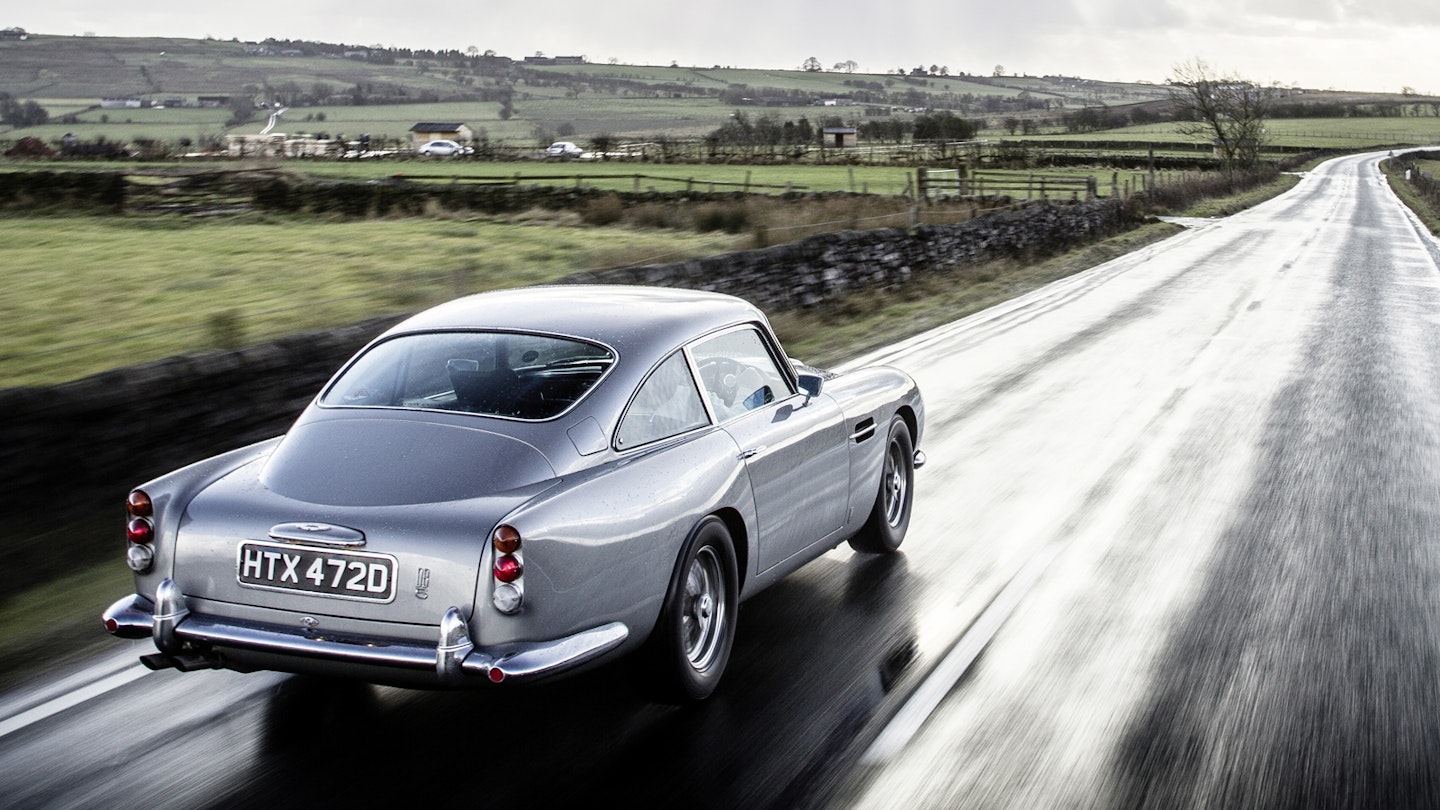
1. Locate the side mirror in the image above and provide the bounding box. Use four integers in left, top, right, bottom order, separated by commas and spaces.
796, 373, 823, 402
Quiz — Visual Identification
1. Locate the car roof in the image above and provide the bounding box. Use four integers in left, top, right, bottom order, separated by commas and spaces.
382, 285, 770, 359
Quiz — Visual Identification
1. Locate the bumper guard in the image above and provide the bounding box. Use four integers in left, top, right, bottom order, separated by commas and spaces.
102, 579, 628, 685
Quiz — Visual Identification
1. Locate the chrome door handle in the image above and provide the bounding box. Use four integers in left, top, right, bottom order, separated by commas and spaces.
739, 445, 767, 460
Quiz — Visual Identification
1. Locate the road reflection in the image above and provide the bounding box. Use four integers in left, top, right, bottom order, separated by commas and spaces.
215, 552, 920, 809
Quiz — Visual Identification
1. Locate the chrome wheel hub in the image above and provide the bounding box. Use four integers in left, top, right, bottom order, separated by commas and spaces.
680, 546, 725, 671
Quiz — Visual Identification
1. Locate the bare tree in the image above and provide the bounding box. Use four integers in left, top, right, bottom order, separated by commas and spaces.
1169, 59, 1272, 176
802, 56, 822, 72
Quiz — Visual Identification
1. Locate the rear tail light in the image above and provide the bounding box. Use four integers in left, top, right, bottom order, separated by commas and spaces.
491, 525, 524, 614
493, 554, 523, 583
127, 518, 154, 545
493, 525, 521, 554
126, 490, 155, 573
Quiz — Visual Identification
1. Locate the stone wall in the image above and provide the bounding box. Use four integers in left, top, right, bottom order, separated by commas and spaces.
566, 198, 1126, 311
0, 198, 1128, 589
0, 318, 401, 592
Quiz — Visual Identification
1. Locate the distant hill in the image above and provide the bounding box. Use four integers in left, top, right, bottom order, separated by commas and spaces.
0, 33, 1431, 148
0, 33, 1176, 143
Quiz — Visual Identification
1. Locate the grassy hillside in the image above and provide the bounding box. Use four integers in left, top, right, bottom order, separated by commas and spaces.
1, 33, 1434, 151
0, 33, 1176, 147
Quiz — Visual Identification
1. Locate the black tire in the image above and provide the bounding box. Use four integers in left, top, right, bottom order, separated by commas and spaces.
848, 416, 914, 554
645, 516, 739, 702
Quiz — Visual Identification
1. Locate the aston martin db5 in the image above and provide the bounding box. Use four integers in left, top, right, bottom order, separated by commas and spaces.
103, 286, 925, 700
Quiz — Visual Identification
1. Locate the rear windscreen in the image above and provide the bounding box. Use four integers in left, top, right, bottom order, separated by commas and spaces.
321, 331, 615, 420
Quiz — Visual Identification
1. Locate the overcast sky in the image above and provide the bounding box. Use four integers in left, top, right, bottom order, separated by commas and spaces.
14, 1, 1438, 94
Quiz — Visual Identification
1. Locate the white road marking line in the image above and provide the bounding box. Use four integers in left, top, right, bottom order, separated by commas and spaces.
861, 543, 1062, 765
0, 664, 149, 739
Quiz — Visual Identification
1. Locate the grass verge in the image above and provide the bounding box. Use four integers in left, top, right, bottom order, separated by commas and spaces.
1381, 158, 1440, 236
1173, 172, 1302, 218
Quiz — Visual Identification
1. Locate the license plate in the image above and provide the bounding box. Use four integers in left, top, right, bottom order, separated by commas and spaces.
237, 541, 397, 603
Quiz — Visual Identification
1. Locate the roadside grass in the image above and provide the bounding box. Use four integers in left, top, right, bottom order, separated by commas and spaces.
1382, 158, 1440, 236
1169, 172, 1303, 218
0, 553, 133, 690
1011, 117, 1440, 151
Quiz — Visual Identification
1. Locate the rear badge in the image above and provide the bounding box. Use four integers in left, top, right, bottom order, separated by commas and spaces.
416, 568, 431, 600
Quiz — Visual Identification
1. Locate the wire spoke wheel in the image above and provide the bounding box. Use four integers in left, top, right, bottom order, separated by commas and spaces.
882, 439, 908, 527
681, 546, 726, 671
848, 415, 914, 554
647, 517, 738, 702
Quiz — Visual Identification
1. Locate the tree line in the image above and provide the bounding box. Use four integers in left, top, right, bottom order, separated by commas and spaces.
705, 110, 982, 148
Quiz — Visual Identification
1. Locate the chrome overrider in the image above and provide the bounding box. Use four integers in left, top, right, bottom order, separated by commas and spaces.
102, 578, 628, 684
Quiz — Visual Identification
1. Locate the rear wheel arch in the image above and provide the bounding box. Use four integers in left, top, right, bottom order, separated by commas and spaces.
711, 506, 750, 593
643, 514, 739, 701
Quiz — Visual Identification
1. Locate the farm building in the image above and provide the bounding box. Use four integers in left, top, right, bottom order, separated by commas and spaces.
822, 127, 858, 148
225, 133, 340, 158
409, 122, 473, 146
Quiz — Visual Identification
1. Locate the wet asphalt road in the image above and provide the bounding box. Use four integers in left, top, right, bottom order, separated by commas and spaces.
3, 150, 1439, 808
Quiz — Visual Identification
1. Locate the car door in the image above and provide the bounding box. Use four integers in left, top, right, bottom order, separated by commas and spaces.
689, 326, 849, 572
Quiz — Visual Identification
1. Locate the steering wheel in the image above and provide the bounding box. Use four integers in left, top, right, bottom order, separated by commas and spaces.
697, 356, 741, 406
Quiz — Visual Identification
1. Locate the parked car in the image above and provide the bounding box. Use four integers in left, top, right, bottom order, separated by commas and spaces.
545, 141, 583, 158
103, 286, 925, 700
417, 139, 471, 157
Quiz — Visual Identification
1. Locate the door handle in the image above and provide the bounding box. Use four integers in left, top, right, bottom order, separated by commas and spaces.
739, 445, 767, 460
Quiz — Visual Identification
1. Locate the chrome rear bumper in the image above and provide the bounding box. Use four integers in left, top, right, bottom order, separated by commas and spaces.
102, 578, 628, 685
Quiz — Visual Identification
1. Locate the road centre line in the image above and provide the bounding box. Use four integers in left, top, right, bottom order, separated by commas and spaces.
0, 654, 150, 740
860, 543, 1063, 765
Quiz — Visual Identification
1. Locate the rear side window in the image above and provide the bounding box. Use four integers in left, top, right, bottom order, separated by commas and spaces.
321, 331, 615, 420
616, 351, 710, 449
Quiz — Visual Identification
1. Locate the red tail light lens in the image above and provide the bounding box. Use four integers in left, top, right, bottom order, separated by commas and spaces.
127, 490, 153, 518
127, 517, 154, 545
494, 554, 523, 583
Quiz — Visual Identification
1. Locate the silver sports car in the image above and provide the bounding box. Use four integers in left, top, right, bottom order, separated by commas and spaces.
103, 286, 925, 700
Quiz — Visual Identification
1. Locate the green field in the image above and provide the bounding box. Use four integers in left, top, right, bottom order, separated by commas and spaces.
302, 161, 929, 194
1008, 117, 1440, 148
0, 215, 745, 386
